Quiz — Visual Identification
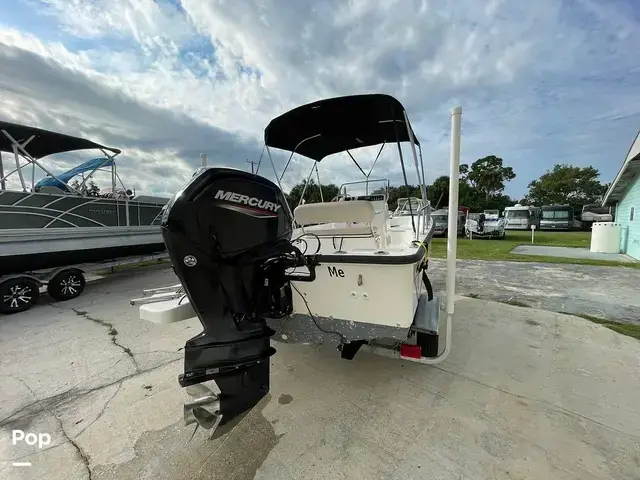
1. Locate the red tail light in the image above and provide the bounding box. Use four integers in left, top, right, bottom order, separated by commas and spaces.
400, 344, 421, 359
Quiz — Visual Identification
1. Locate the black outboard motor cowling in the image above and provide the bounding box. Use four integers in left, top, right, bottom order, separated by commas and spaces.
162, 167, 312, 432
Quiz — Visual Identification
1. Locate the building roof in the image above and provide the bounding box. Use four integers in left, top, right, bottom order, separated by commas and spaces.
602, 129, 640, 206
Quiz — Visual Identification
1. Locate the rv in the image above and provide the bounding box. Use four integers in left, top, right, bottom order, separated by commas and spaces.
540, 204, 574, 230
504, 204, 541, 230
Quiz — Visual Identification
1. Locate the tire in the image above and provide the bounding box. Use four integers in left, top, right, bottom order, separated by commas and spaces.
1, 277, 40, 314
47, 269, 86, 301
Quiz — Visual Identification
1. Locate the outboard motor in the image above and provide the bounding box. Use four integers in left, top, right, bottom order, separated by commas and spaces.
161, 167, 316, 437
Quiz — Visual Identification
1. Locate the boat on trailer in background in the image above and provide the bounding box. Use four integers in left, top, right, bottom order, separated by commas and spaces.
0, 120, 168, 313
130, 94, 463, 439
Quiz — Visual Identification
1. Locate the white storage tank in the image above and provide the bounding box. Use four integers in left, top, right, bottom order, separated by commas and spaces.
590, 222, 622, 253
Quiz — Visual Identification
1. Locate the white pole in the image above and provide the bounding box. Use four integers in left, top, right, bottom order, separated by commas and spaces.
201, 153, 207, 167
373, 106, 462, 367
531, 225, 536, 244
446, 107, 462, 317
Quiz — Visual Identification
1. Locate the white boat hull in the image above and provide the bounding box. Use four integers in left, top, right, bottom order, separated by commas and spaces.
291, 261, 423, 328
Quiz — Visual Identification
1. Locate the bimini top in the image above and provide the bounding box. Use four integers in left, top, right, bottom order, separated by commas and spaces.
0, 120, 121, 159
264, 94, 420, 162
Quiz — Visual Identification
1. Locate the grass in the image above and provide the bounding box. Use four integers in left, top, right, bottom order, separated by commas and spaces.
563, 312, 640, 341
429, 230, 639, 268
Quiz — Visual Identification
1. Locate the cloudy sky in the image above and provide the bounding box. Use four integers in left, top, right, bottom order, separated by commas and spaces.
1, 0, 639, 199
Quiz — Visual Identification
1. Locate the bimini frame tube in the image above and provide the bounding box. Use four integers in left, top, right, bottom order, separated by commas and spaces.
315, 163, 324, 202
297, 160, 320, 206
265, 145, 297, 225
403, 110, 427, 203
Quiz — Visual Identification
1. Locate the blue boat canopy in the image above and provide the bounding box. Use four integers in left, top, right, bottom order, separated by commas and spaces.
35, 157, 114, 192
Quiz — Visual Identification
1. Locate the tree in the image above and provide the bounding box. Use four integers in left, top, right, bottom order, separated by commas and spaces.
69, 179, 86, 195
86, 180, 101, 197
525, 164, 607, 209
467, 156, 515, 200
425, 162, 512, 212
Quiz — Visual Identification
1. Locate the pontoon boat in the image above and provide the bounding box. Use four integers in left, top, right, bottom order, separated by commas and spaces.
0, 121, 168, 276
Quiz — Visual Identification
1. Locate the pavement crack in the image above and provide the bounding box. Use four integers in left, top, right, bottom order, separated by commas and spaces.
56, 414, 93, 480
73, 308, 140, 373
0, 358, 180, 427
74, 383, 122, 438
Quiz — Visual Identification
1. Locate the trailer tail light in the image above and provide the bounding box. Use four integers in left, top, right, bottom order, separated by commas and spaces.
400, 344, 421, 359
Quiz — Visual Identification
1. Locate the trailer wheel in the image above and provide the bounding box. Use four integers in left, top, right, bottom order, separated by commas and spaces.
1, 277, 40, 314
47, 269, 86, 301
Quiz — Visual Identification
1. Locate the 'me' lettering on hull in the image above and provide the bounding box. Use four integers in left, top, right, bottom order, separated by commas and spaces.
327, 266, 345, 278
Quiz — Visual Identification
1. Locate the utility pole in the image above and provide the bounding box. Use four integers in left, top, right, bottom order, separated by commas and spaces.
246, 158, 257, 174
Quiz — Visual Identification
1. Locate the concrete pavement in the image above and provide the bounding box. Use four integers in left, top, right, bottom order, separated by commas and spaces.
1, 263, 639, 480
430, 259, 640, 324
511, 245, 635, 263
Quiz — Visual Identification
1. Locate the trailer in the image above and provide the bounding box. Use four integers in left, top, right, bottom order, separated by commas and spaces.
1, 252, 169, 314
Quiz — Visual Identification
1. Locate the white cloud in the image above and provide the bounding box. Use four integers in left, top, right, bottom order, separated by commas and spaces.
1, 0, 639, 199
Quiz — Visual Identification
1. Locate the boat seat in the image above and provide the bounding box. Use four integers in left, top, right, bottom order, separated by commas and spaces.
294, 201, 376, 237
